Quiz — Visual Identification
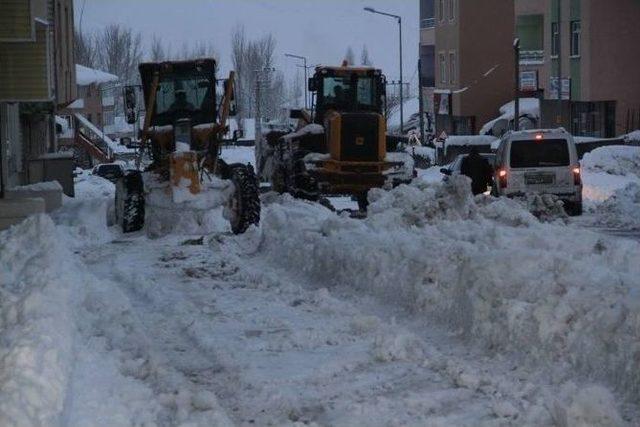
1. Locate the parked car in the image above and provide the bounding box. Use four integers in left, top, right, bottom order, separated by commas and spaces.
92, 163, 125, 183
440, 153, 496, 182
492, 128, 583, 215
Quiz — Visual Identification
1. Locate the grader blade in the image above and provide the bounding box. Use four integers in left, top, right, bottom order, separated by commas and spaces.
169, 151, 201, 197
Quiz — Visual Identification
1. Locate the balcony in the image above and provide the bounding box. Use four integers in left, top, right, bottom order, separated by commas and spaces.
520, 50, 544, 65
421, 18, 436, 29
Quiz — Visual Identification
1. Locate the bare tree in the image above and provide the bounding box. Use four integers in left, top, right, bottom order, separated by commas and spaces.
149, 34, 165, 62
287, 68, 304, 109
360, 45, 372, 66
74, 29, 97, 68
230, 26, 281, 120
344, 46, 355, 65
95, 24, 144, 83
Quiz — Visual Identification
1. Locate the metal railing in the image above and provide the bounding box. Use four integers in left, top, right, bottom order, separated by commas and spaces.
421, 18, 436, 28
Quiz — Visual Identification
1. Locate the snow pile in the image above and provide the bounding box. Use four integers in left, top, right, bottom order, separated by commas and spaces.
144, 173, 234, 237
258, 176, 640, 408
581, 146, 640, 206
0, 216, 78, 426
582, 146, 640, 177
593, 183, 640, 230
625, 130, 640, 143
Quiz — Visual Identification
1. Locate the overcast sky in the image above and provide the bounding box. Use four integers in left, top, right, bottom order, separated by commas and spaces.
75, 0, 419, 93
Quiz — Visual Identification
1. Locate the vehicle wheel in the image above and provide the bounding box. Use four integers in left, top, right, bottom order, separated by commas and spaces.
271, 166, 288, 194
356, 193, 369, 212
228, 164, 261, 234
115, 171, 145, 233
565, 201, 583, 216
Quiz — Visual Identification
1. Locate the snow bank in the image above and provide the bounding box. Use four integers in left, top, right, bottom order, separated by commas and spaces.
257, 176, 640, 407
0, 216, 77, 426
581, 146, 640, 206
593, 183, 640, 230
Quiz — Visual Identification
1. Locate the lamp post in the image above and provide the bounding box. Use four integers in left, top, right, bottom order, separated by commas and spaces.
514, 38, 520, 132
285, 53, 308, 109
364, 6, 403, 134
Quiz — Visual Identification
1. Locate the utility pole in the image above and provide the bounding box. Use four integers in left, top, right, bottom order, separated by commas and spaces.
418, 58, 425, 145
557, 0, 563, 126
514, 38, 521, 132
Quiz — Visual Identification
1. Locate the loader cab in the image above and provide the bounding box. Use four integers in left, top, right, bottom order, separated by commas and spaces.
310, 66, 386, 124
139, 59, 218, 128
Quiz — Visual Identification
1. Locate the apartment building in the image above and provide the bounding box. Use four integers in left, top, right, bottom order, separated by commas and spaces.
419, 0, 436, 132
0, 0, 76, 195
517, 0, 640, 137
426, 0, 515, 135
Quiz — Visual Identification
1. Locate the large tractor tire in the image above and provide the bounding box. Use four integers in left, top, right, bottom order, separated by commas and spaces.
115, 170, 145, 233
227, 164, 261, 234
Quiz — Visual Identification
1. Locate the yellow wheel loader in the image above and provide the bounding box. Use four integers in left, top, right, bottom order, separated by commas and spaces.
259, 64, 414, 211
115, 59, 260, 235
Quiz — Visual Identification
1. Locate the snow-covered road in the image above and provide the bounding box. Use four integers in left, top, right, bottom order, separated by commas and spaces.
1, 144, 639, 426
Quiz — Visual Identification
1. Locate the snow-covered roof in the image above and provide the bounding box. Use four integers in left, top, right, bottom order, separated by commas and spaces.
445, 135, 498, 148
76, 64, 119, 86
67, 98, 84, 109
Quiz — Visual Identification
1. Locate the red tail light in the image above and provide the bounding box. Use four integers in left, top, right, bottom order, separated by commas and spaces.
498, 169, 508, 188
572, 167, 582, 185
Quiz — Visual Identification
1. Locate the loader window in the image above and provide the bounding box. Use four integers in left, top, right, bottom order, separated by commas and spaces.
356, 77, 375, 108
323, 76, 352, 109
155, 75, 212, 117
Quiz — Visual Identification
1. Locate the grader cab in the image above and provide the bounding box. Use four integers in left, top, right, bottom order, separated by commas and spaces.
114, 59, 260, 234
263, 64, 414, 210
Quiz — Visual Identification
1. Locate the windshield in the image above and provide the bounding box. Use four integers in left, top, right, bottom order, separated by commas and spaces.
156, 75, 212, 116
510, 139, 570, 168
322, 76, 378, 110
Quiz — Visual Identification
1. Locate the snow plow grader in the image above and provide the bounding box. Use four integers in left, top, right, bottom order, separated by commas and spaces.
258, 64, 414, 210
114, 59, 260, 235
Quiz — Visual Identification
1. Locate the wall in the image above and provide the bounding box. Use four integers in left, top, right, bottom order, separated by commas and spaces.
587, 0, 640, 135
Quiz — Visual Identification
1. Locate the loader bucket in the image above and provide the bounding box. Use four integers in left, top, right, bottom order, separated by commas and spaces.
169, 151, 201, 197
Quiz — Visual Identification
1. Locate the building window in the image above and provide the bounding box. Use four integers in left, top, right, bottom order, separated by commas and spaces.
448, 0, 455, 21
438, 0, 444, 22
571, 21, 581, 56
449, 52, 456, 84
551, 22, 559, 56
439, 52, 447, 84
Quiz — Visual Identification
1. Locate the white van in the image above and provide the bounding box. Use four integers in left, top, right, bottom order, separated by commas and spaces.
493, 129, 583, 215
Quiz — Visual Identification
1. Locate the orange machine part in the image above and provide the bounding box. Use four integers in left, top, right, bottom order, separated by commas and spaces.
169, 151, 201, 195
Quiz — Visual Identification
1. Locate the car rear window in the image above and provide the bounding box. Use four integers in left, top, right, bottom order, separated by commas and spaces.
510, 139, 570, 168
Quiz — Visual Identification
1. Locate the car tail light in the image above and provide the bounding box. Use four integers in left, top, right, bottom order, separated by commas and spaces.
572, 167, 582, 185
498, 169, 508, 188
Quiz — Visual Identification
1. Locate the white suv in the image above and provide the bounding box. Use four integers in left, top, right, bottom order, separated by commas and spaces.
492, 129, 583, 215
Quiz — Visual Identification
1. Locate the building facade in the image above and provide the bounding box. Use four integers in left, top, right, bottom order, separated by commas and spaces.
517, 0, 640, 137
420, 0, 515, 136
0, 0, 76, 194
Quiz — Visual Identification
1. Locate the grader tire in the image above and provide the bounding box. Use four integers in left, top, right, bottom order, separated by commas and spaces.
115, 171, 145, 233
228, 165, 261, 234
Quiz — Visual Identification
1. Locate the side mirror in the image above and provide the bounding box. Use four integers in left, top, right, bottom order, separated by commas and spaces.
233, 129, 243, 141
308, 77, 317, 92
440, 168, 452, 176
289, 109, 304, 119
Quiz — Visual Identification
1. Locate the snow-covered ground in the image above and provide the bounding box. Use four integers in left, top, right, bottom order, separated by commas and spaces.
1, 146, 639, 426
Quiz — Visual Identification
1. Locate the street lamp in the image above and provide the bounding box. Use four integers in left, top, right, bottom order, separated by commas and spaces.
364, 6, 404, 134
285, 53, 308, 109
